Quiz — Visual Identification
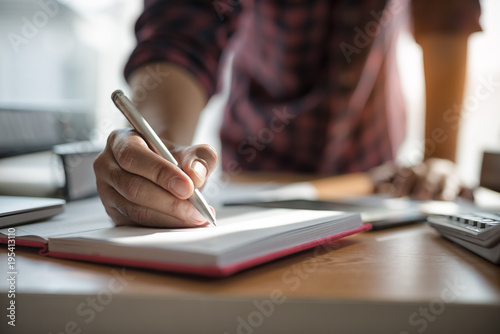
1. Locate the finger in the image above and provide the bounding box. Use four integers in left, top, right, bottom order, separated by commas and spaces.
369, 161, 398, 187
104, 158, 209, 225
412, 168, 442, 201
458, 186, 475, 202
94, 133, 210, 227
436, 173, 461, 201
374, 182, 395, 195
97, 181, 180, 227
177, 144, 218, 189
111, 129, 194, 200
369, 162, 397, 194
101, 185, 209, 228
392, 167, 418, 198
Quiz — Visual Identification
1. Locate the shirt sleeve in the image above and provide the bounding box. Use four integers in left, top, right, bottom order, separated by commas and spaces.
124, 0, 240, 96
411, 0, 481, 43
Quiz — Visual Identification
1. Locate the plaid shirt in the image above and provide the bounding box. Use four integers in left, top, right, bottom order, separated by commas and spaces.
125, 0, 481, 175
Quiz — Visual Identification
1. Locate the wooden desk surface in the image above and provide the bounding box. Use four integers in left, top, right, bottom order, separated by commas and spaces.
1, 224, 498, 302
1, 174, 499, 333
1, 224, 500, 333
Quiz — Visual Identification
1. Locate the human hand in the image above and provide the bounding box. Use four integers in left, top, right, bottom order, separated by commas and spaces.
93, 128, 218, 227
369, 158, 473, 201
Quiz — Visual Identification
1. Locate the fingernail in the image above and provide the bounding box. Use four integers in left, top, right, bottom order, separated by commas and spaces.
169, 177, 190, 198
189, 207, 206, 223
192, 160, 207, 180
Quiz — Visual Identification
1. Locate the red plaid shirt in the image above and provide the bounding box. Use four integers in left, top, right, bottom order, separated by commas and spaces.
125, 0, 481, 175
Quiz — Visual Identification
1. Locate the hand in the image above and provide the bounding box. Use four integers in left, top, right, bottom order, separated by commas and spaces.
93, 128, 218, 227
370, 158, 473, 201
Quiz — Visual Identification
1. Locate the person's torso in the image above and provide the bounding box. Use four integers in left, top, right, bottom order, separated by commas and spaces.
219, 0, 407, 175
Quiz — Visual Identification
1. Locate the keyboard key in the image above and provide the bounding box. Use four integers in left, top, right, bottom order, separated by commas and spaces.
469, 220, 479, 227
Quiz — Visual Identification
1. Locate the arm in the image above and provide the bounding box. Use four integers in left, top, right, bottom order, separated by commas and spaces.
383, 35, 471, 200
395, 34, 470, 200
371, 34, 470, 200
94, 1, 239, 227
421, 35, 468, 162
124, 0, 241, 145
370, 0, 481, 200
372, 38, 475, 200
128, 63, 208, 145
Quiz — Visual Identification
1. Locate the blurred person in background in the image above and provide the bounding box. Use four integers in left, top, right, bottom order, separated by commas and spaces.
94, 0, 481, 227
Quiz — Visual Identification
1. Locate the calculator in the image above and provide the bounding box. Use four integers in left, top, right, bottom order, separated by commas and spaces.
427, 212, 500, 265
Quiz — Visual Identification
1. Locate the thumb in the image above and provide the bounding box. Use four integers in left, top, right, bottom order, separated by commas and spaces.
178, 144, 218, 189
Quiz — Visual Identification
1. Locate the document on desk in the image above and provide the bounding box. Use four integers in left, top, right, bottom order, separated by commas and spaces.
0, 197, 369, 277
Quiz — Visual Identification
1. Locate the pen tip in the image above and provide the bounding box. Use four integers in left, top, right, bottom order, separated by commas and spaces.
111, 89, 124, 102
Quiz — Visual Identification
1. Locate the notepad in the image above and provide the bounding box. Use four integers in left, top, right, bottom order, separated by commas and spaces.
0, 197, 369, 277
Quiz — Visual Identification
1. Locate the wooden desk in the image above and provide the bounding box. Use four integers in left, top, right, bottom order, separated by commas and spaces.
1, 174, 499, 333
1, 223, 499, 333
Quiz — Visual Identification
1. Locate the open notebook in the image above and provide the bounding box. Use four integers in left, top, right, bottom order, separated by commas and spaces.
0, 197, 369, 277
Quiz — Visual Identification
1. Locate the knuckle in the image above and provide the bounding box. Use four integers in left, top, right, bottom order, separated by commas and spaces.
125, 204, 151, 223
109, 164, 119, 184
95, 181, 106, 199
152, 162, 174, 188
198, 144, 218, 156
195, 144, 218, 163
107, 129, 121, 145
166, 198, 184, 218
108, 165, 123, 190
115, 144, 137, 170
93, 149, 112, 175
106, 207, 129, 226
93, 153, 103, 172
122, 176, 144, 202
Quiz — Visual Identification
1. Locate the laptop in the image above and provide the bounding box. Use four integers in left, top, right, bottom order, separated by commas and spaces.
224, 197, 427, 230
218, 182, 483, 230
0, 196, 65, 228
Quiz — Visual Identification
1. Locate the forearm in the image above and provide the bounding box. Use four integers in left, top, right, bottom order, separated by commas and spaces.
421, 35, 468, 162
128, 62, 208, 145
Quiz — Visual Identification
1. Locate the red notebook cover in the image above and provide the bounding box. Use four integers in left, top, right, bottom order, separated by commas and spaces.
1, 223, 371, 277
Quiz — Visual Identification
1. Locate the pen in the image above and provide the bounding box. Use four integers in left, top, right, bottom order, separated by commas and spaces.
111, 89, 216, 226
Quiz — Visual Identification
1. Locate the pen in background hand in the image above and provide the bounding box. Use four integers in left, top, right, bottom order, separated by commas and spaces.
111, 89, 216, 226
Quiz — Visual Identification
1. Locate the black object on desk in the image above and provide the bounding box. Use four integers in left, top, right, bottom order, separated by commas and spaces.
53, 141, 102, 201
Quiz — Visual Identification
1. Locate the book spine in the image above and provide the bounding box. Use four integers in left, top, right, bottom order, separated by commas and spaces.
0, 238, 49, 256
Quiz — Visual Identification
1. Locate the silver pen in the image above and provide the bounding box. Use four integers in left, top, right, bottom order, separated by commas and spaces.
111, 90, 216, 226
